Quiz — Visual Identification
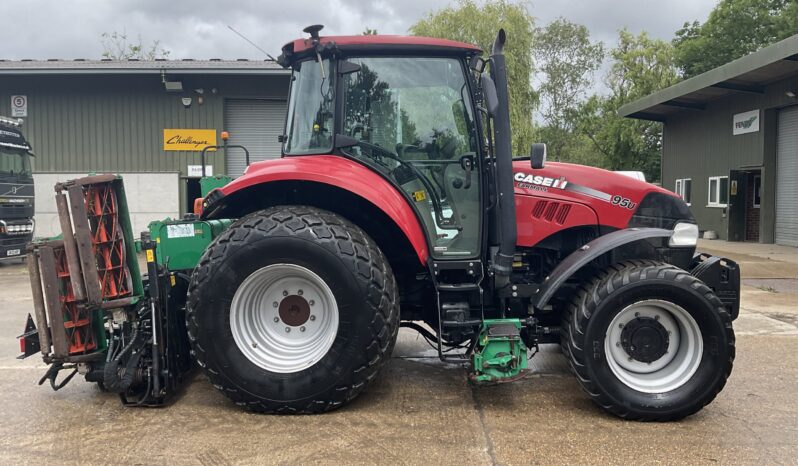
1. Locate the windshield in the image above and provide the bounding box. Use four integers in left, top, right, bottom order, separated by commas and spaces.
0, 147, 32, 180
284, 58, 335, 154
341, 56, 480, 258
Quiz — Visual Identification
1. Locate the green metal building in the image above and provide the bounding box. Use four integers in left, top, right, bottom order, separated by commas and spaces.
621, 35, 798, 246
0, 59, 290, 236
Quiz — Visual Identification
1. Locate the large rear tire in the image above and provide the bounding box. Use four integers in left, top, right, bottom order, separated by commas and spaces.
187, 206, 399, 413
562, 260, 735, 421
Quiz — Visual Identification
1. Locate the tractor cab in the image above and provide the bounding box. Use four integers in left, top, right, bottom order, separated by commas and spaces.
279, 27, 486, 260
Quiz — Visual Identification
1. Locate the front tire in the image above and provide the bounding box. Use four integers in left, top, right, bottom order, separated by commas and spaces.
562, 261, 735, 421
187, 206, 399, 413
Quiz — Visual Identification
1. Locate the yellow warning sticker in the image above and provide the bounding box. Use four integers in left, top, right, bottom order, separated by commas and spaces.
170, 275, 177, 286
412, 190, 427, 202
146, 249, 155, 263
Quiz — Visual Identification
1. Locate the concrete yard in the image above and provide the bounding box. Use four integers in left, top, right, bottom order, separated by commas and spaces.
1, 242, 797, 465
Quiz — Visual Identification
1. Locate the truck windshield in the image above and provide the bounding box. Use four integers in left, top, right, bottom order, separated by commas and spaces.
284, 58, 335, 155
0, 148, 32, 181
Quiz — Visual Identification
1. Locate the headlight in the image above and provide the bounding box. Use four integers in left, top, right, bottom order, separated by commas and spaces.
669, 222, 698, 247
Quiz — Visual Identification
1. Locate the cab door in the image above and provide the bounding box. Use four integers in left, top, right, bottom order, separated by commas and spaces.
338, 56, 482, 259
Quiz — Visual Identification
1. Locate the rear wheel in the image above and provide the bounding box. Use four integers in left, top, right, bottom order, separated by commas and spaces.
562, 261, 735, 421
187, 206, 399, 413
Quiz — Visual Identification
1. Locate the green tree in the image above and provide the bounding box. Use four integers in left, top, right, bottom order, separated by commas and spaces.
534, 18, 604, 162
577, 30, 679, 181
101, 30, 170, 60
410, 0, 538, 155
674, 0, 798, 77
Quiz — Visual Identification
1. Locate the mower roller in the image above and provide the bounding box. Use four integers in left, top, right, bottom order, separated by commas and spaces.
19, 25, 740, 421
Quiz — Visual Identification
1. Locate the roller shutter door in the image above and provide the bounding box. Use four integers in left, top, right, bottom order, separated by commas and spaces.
776, 106, 798, 246
224, 99, 286, 177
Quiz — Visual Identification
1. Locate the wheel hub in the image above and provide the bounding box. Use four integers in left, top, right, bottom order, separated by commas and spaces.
620, 316, 670, 363
229, 263, 339, 373
279, 295, 311, 326
604, 299, 703, 393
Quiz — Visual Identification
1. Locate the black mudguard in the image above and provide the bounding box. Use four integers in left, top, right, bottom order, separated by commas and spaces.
690, 253, 741, 320
533, 227, 673, 309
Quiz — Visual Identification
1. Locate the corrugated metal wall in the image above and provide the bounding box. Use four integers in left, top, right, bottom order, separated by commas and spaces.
0, 73, 289, 176
661, 74, 798, 242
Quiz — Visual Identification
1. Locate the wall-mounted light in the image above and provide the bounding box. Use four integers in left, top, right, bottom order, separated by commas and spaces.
164, 81, 183, 92
161, 70, 183, 92
181, 97, 192, 108
786, 90, 797, 98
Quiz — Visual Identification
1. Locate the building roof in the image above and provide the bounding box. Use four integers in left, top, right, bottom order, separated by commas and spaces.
620, 34, 798, 121
0, 59, 289, 75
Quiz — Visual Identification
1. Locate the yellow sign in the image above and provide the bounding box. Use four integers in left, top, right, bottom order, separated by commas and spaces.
412, 190, 427, 202
146, 249, 155, 263
163, 129, 217, 151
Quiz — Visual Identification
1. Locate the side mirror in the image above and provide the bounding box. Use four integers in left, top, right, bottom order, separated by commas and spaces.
480, 75, 499, 116
469, 56, 487, 73
530, 143, 546, 169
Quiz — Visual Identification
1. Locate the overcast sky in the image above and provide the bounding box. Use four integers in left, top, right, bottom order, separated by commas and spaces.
0, 0, 717, 61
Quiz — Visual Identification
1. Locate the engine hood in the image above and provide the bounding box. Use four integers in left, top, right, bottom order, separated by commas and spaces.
512, 161, 692, 231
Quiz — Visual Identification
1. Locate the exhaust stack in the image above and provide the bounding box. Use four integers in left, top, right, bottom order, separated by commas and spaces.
488, 29, 517, 283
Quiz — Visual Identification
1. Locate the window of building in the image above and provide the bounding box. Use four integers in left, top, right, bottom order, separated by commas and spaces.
708, 176, 729, 207
753, 174, 761, 208
675, 178, 692, 205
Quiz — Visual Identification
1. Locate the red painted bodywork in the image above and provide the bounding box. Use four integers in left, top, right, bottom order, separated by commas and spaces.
283, 35, 481, 55
218, 155, 430, 263
215, 156, 679, 263
513, 161, 679, 246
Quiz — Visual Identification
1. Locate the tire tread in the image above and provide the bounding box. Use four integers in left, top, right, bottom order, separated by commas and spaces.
186, 206, 399, 414
561, 260, 735, 421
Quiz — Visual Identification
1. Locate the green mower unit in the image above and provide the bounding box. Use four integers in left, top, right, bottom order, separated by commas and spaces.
20, 174, 231, 404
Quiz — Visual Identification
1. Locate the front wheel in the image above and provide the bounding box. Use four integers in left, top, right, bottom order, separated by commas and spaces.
187, 206, 399, 413
562, 261, 735, 421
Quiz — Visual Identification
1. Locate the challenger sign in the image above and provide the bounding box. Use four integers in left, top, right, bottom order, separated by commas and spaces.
163, 129, 217, 151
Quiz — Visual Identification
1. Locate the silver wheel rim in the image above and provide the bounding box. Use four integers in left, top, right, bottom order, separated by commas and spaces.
604, 299, 703, 393
230, 264, 339, 373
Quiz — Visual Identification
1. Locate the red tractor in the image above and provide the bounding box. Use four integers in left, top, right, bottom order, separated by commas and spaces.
190, 26, 738, 420
21, 26, 738, 421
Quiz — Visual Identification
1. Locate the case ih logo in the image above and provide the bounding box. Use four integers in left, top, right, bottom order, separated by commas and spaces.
514, 172, 568, 190
735, 116, 757, 129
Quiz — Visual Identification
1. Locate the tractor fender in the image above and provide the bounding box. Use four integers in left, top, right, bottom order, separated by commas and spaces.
533, 227, 673, 309
204, 155, 429, 264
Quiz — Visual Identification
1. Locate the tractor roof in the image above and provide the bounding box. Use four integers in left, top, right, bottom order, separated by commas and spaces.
279, 34, 481, 66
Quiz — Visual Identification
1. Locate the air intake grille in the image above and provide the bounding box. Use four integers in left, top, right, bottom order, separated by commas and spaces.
532, 200, 571, 225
